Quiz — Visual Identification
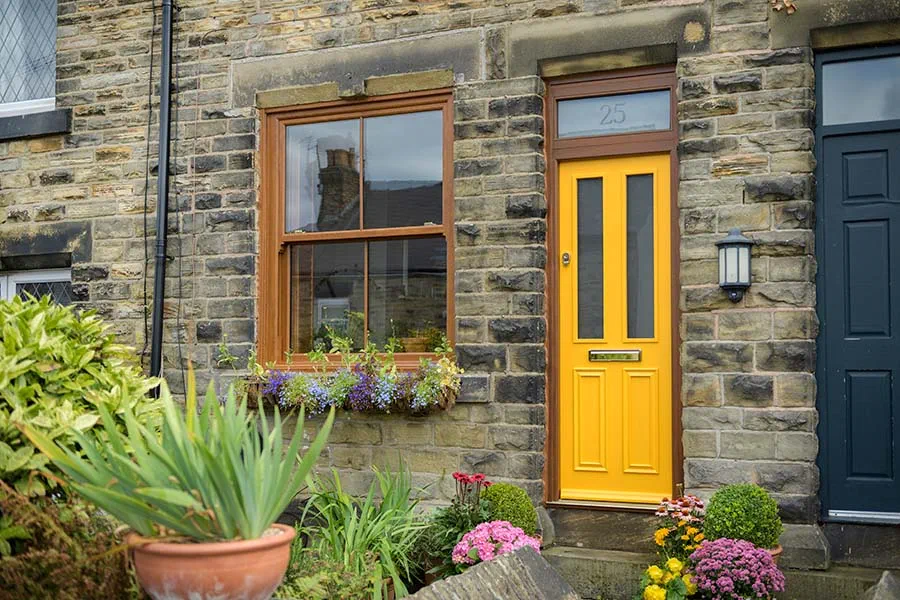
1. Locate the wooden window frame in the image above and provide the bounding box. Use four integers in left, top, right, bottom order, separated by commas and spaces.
259, 89, 455, 371
543, 66, 682, 506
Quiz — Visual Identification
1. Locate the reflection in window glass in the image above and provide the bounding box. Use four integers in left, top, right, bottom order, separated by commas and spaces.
558, 90, 670, 138
822, 55, 900, 126
364, 111, 443, 228
285, 119, 359, 233
577, 178, 604, 339
0, 0, 57, 105
627, 174, 654, 339
368, 237, 447, 350
289, 242, 365, 353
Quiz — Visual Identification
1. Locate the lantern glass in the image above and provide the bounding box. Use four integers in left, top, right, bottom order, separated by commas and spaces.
719, 247, 726, 285
738, 246, 750, 285
725, 246, 739, 283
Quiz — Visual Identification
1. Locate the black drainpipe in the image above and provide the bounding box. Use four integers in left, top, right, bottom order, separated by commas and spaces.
149, 0, 174, 383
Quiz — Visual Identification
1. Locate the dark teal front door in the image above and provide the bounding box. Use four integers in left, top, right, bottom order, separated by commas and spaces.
817, 46, 900, 522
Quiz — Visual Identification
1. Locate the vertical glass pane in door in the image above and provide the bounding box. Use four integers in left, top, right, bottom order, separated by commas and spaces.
627, 174, 655, 338
578, 178, 604, 338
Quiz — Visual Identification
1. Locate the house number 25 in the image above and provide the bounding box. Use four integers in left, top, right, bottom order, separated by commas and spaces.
598, 102, 627, 125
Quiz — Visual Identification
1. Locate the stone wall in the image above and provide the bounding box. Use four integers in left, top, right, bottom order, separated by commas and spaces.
4, 0, 887, 518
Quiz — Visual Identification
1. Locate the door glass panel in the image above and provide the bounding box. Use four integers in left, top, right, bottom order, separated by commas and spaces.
822, 55, 900, 125
285, 119, 360, 233
558, 90, 670, 138
364, 111, 443, 228
289, 242, 365, 353
627, 174, 654, 338
368, 237, 447, 350
578, 177, 603, 339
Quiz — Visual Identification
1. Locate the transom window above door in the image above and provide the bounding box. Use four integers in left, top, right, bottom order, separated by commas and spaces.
260, 92, 453, 366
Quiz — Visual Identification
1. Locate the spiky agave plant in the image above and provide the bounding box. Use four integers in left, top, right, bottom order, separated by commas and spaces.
22, 371, 334, 542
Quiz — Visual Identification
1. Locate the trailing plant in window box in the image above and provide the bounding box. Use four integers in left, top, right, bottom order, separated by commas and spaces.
255, 330, 462, 416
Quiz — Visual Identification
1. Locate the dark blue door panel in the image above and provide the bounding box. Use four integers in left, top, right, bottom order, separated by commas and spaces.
821, 131, 900, 514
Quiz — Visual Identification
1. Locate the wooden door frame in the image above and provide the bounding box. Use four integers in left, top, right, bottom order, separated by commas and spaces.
543, 65, 682, 507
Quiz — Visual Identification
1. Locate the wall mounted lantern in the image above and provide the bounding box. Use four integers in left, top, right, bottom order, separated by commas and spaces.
716, 228, 754, 303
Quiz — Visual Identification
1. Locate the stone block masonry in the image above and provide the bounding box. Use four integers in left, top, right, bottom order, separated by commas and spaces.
0, 0, 835, 517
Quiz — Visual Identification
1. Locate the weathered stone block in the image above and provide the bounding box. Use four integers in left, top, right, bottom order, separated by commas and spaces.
682, 406, 742, 430
683, 430, 718, 458
409, 547, 577, 600
684, 342, 754, 372
743, 408, 817, 432
456, 344, 507, 372
724, 374, 774, 406
714, 70, 762, 93
756, 340, 815, 372
775, 373, 816, 407
435, 423, 487, 448
488, 317, 545, 343
495, 374, 545, 404
720, 430, 777, 459
683, 374, 722, 407
685, 458, 755, 488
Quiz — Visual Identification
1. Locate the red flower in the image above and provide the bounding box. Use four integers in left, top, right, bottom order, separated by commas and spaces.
452, 472, 465, 481
483, 480, 493, 487
471, 473, 485, 482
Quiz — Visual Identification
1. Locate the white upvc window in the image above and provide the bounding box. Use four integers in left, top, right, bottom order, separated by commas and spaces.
0, 1, 57, 117
0, 268, 73, 305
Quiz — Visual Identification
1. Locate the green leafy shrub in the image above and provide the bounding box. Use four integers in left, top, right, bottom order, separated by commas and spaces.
0, 482, 141, 599
0, 295, 159, 496
482, 483, 538, 535
301, 466, 426, 598
704, 484, 783, 549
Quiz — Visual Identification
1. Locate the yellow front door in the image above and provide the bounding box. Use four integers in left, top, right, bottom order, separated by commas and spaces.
558, 153, 672, 505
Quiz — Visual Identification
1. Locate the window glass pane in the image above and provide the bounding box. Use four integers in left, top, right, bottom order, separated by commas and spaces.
16, 280, 73, 305
0, 0, 56, 105
363, 111, 443, 228
368, 237, 446, 351
822, 55, 900, 125
285, 119, 360, 233
627, 174, 654, 339
558, 90, 670, 138
578, 178, 603, 339
289, 242, 365, 353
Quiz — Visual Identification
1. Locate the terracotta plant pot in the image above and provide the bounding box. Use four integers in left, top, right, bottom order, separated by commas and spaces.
400, 336, 428, 352
767, 544, 783, 565
127, 524, 295, 600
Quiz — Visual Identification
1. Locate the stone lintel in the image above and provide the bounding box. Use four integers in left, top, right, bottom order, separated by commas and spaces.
0, 221, 92, 265
364, 69, 454, 97
539, 44, 677, 79
234, 30, 481, 107
771, 0, 900, 49
811, 18, 900, 51
509, 5, 709, 78
0, 108, 71, 142
256, 82, 339, 109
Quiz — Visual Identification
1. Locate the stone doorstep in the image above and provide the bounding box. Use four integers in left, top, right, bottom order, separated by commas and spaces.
544, 546, 895, 600
547, 507, 831, 571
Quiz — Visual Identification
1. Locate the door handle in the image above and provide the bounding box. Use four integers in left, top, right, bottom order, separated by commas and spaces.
589, 349, 641, 362
562, 252, 571, 266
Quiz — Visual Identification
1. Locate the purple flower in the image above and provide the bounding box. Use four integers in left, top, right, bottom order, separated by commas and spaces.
690, 538, 785, 600
347, 365, 376, 411
262, 370, 295, 399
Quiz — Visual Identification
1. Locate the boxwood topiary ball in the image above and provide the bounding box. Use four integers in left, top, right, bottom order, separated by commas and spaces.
481, 482, 538, 536
704, 483, 783, 549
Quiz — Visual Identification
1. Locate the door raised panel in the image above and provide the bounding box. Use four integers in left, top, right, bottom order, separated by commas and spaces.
574, 369, 608, 472
623, 369, 659, 475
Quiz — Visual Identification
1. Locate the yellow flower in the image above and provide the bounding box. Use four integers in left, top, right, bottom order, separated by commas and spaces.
643, 584, 667, 600
686, 527, 699, 536
681, 534, 689, 540
647, 565, 664, 583
683, 573, 698, 595
654, 528, 669, 546
662, 572, 674, 584
694, 533, 705, 542
666, 557, 684, 574
677, 519, 687, 527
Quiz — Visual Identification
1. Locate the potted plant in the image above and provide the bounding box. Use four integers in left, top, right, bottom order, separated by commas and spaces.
22, 372, 335, 600
703, 484, 783, 562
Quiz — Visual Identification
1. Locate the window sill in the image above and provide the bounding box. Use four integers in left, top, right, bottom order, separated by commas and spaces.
0, 108, 71, 141
267, 352, 440, 373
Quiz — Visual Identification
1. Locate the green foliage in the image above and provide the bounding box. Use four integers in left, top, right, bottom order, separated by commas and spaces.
482, 483, 538, 535
704, 484, 783, 549
0, 295, 159, 496
0, 482, 141, 599
300, 466, 426, 598
23, 372, 334, 541
276, 529, 374, 600
0, 514, 29, 557
415, 497, 492, 579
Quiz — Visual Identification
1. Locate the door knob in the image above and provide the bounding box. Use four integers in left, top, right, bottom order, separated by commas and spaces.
562, 252, 571, 266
